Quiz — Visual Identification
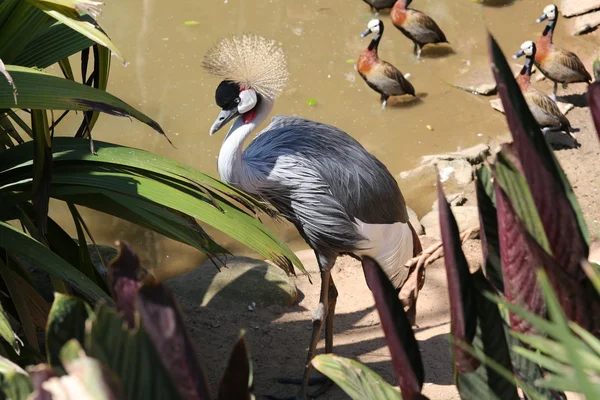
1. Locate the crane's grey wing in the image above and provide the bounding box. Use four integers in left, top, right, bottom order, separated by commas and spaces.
249, 116, 409, 226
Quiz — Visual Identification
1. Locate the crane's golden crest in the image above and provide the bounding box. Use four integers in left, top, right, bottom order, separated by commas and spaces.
202, 34, 290, 100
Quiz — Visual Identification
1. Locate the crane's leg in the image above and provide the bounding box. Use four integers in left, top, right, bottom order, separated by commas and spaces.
268, 268, 334, 400
307, 276, 338, 398
413, 42, 418, 55
552, 82, 558, 102
417, 47, 422, 60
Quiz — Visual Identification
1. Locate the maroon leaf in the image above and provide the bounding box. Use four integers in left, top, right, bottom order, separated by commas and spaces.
136, 283, 212, 400
217, 332, 253, 400
496, 183, 600, 335
489, 34, 589, 280
107, 241, 145, 328
437, 178, 479, 373
361, 256, 426, 399
28, 364, 56, 400
495, 182, 545, 333
587, 82, 600, 144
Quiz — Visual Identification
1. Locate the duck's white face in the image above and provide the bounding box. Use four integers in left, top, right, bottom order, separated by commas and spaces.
543, 5, 557, 20
367, 19, 381, 35
520, 41, 535, 57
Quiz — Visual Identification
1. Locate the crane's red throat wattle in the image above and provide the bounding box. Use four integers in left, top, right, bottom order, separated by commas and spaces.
243, 109, 257, 123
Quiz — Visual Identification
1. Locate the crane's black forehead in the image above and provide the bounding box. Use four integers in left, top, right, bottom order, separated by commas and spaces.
215, 80, 240, 108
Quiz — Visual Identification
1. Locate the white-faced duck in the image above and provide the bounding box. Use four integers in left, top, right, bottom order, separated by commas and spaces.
391, 0, 450, 59
357, 19, 416, 109
534, 4, 591, 101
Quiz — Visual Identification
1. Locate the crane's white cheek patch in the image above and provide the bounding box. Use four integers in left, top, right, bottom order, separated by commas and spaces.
353, 219, 413, 288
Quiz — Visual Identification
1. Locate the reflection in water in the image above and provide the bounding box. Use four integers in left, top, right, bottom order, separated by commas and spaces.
46, 0, 597, 279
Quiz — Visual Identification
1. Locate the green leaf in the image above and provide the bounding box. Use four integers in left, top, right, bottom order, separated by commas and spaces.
0, 138, 305, 276
0, 259, 39, 352
1, 66, 165, 137
0, 355, 33, 400
536, 270, 600, 398
87, 304, 183, 400
457, 272, 518, 400
183, 20, 199, 26
13, 20, 94, 68
46, 293, 93, 369
59, 339, 124, 400
75, 44, 111, 137
0, 302, 22, 355
67, 203, 99, 284
312, 354, 401, 400
31, 109, 51, 234
0, 221, 109, 303
0, 0, 51, 63
475, 166, 503, 291
27, 0, 125, 62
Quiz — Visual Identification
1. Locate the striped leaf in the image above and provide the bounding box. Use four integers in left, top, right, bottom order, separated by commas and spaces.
312, 354, 401, 400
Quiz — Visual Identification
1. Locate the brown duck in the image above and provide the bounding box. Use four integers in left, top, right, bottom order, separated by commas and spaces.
513, 41, 572, 134
535, 4, 591, 101
362, 0, 396, 14
358, 19, 415, 108
390, 0, 449, 59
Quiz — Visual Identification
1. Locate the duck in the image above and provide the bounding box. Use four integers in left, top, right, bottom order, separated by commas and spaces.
358, 19, 416, 108
361, 0, 396, 14
390, 0, 449, 59
534, 4, 591, 101
513, 41, 573, 134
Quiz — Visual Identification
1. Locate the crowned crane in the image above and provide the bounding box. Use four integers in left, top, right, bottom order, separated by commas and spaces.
358, 19, 416, 108
202, 35, 422, 399
513, 41, 572, 134
534, 4, 591, 101
391, 0, 449, 59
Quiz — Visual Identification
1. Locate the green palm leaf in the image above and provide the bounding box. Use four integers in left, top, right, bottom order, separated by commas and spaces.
0, 138, 305, 275
0, 66, 164, 137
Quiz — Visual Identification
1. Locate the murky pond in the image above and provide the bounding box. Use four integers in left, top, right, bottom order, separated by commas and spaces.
49, 0, 598, 279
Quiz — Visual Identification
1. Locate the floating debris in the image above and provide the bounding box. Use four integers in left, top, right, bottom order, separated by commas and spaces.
306, 99, 317, 106
184, 20, 200, 26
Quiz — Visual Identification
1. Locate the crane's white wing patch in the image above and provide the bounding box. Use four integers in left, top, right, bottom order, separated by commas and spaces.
353, 219, 413, 288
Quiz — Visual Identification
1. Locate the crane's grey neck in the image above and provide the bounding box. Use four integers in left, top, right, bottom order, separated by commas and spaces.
217, 96, 274, 191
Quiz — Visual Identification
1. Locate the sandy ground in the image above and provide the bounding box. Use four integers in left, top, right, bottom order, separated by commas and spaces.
170, 37, 600, 400
174, 237, 462, 399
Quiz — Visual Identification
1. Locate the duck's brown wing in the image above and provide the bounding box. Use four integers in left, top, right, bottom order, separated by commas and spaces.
376, 61, 415, 96
527, 89, 571, 131
410, 9, 449, 44
556, 48, 592, 82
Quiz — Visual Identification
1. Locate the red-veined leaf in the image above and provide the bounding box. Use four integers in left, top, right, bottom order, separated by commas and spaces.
361, 256, 425, 399
489, 34, 589, 279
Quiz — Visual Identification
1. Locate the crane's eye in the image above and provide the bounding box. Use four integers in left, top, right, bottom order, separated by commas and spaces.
234, 98, 240, 104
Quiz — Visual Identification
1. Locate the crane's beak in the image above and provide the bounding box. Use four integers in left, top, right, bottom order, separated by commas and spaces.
210, 108, 239, 135
360, 28, 372, 38
512, 49, 525, 60
536, 13, 548, 23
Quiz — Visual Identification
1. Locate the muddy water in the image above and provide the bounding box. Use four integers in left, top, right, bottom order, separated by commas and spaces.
49, 0, 597, 279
